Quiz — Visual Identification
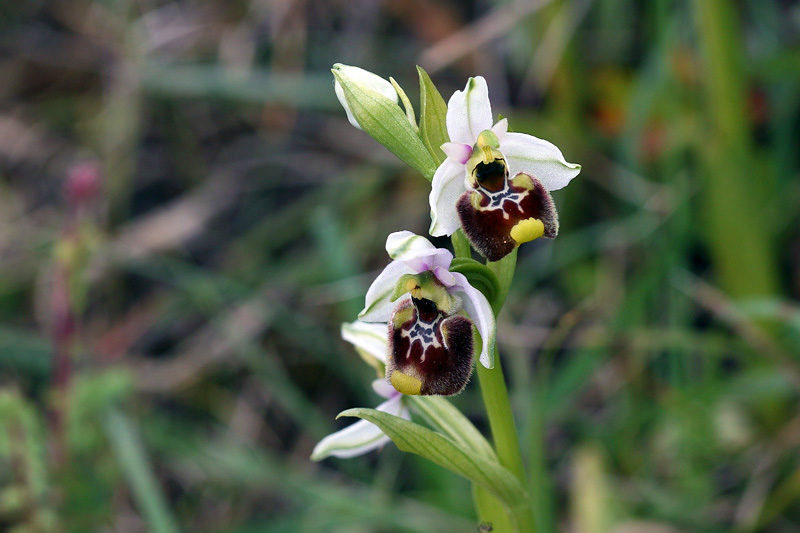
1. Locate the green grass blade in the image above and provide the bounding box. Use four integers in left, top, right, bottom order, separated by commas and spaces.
104, 409, 180, 533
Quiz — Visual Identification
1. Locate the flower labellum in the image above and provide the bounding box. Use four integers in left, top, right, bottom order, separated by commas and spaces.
457, 171, 558, 261
429, 76, 580, 260
456, 131, 559, 261
387, 271, 474, 396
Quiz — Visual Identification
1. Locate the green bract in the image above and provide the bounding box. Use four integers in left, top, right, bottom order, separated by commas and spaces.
448, 257, 500, 306
417, 66, 449, 165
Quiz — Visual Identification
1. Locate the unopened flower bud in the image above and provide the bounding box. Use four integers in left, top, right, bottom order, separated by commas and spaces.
333, 64, 398, 130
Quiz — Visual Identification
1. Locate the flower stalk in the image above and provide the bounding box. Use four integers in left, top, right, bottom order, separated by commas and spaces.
453, 237, 535, 531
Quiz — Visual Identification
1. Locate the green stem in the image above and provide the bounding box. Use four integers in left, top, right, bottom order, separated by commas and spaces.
476, 352, 534, 533
453, 240, 534, 532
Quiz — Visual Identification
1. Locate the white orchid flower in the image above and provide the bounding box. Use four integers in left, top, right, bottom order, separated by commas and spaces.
311, 322, 410, 460
429, 76, 581, 260
359, 231, 497, 393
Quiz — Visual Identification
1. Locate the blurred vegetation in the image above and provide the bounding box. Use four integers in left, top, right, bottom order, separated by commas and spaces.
0, 0, 799, 531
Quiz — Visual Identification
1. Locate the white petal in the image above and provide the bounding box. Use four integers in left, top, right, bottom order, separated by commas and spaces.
341, 321, 389, 364
386, 231, 453, 272
501, 132, 581, 191
428, 159, 468, 237
333, 64, 399, 130
311, 395, 408, 460
491, 118, 509, 142
359, 260, 415, 322
446, 76, 493, 145
432, 265, 456, 288
441, 142, 472, 164
450, 272, 496, 368
371, 378, 397, 399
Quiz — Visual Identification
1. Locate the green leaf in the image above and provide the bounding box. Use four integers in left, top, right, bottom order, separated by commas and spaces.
69, 370, 135, 453
104, 409, 180, 533
333, 68, 437, 180
417, 66, 449, 165
408, 396, 496, 459
0, 391, 48, 500
338, 408, 526, 512
449, 257, 500, 306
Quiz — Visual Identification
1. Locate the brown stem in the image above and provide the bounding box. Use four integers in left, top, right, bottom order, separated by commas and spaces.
49, 264, 75, 466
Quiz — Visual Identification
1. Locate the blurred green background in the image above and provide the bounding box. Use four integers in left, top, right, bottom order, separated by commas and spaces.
1, 0, 799, 531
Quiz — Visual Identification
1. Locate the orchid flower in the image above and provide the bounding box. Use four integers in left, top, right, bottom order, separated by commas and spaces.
311, 321, 410, 460
429, 76, 581, 261
359, 231, 496, 394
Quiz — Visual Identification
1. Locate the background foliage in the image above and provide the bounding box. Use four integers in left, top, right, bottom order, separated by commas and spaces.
1, 0, 799, 531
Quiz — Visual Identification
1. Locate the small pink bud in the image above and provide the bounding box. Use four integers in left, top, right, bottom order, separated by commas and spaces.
65, 161, 102, 206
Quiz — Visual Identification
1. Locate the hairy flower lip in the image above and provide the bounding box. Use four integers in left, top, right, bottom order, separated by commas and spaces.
388, 297, 474, 396
457, 172, 559, 261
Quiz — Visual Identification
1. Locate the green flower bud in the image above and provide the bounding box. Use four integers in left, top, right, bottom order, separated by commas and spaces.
333, 64, 399, 130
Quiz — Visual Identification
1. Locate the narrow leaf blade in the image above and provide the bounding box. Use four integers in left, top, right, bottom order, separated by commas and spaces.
408, 396, 496, 459
104, 409, 180, 533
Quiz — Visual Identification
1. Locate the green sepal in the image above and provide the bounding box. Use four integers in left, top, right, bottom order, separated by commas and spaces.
332, 67, 437, 180
449, 257, 500, 306
417, 66, 449, 165
338, 407, 527, 513
389, 77, 418, 132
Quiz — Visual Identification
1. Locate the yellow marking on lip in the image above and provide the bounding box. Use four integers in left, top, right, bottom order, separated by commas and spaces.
405, 278, 422, 299
510, 218, 545, 244
470, 190, 483, 210
392, 306, 415, 328
390, 371, 422, 395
